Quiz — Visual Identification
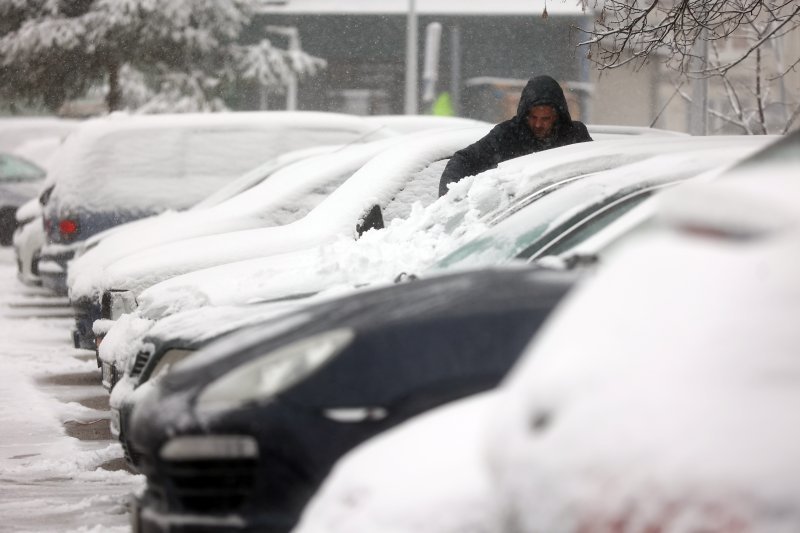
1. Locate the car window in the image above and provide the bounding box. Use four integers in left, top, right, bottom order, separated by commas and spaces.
262, 168, 357, 227
432, 180, 613, 271
0, 154, 45, 182
383, 159, 449, 223
194, 146, 340, 209
523, 189, 656, 260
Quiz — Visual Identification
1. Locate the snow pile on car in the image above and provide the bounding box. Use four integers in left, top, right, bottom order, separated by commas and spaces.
486, 169, 800, 532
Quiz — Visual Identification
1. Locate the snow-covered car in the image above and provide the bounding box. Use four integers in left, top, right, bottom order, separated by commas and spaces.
37, 110, 395, 294
66, 142, 349, 349
126, 265, 576, 532
292, 130, 800, 533
70, 127, 487, 353
12, 197, 46, 285
580, 124, 689, 137
0, 152, 46, 246
486, 129, 800, 533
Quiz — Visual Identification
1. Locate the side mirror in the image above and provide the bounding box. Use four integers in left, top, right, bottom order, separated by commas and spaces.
39, 185, 54, 206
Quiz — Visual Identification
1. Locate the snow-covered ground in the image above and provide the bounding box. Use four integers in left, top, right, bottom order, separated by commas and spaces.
0, 247, 142, 532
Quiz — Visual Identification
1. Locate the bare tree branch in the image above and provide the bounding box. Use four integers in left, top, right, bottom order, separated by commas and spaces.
693, 5, 800, 76
578, 0, 799, 134
782, 103, 800, 134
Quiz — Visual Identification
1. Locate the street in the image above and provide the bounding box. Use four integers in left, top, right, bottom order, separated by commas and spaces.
0, 247, 141, 533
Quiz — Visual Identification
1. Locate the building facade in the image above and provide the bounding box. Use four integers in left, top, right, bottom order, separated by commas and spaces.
252, 0, 594, 122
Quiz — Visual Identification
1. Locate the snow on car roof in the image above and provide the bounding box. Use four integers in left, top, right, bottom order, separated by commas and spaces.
361, 115, 491, 133
45, 111, 394, 213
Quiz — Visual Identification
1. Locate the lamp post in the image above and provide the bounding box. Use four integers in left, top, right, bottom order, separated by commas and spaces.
265, 25, 300, 111
404, 0, 418, 114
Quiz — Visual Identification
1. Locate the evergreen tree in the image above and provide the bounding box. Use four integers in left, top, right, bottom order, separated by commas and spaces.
0, 0, 325, 113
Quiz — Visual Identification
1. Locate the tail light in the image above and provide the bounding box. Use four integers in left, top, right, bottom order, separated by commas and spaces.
58, 218, 80, 240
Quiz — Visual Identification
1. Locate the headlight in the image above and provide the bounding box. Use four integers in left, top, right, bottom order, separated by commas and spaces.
101, 289, 137, 320
149, 348, 194, 381
195, 328, 354, 415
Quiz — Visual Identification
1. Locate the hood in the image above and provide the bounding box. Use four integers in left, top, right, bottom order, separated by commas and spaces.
515, 75, 572, 124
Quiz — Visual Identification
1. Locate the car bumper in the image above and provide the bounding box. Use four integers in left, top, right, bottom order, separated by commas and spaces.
38, 246, 77, 295
38, 257, 69, 294
132, 485, 297, 533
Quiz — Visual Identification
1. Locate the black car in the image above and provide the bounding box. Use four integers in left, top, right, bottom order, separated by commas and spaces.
127, 265, 579, 533
111, 300, 303, 461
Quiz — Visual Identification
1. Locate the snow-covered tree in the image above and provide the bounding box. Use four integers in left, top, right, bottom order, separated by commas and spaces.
0, 0, 326, 113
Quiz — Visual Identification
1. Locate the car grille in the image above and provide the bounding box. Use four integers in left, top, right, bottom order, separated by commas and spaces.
129, 350, 149, 378
162, 458, 258, 513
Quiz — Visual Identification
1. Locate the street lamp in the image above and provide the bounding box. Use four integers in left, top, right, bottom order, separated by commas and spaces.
405, 0, 418, 114
265, 25, 300, 111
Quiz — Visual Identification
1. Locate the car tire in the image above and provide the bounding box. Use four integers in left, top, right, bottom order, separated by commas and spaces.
0, 207, 17, 246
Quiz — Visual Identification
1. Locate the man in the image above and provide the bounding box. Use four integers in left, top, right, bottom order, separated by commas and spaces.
438, 75, 592, 196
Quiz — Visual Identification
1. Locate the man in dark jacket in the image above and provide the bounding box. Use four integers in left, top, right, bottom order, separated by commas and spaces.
438, 75, 592, 196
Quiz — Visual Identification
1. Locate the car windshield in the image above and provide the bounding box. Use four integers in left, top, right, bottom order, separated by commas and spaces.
0, 153, 45, 182
431, 150, 732, 271
432, 180, 621, 271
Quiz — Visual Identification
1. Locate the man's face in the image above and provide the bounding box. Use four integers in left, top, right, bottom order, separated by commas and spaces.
526, 105, 558, 140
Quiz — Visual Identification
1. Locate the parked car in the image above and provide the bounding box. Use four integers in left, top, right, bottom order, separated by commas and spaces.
37, 111, 396, 294
486, 130, 800, 533
126, 264, 578, 533
0, 152, 47, 246
68, 127, 487, 352
293, 130, 800, 533
65, 140, 378, 349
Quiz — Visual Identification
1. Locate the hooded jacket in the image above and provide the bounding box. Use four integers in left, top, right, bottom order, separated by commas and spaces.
438, 75, 592, 196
